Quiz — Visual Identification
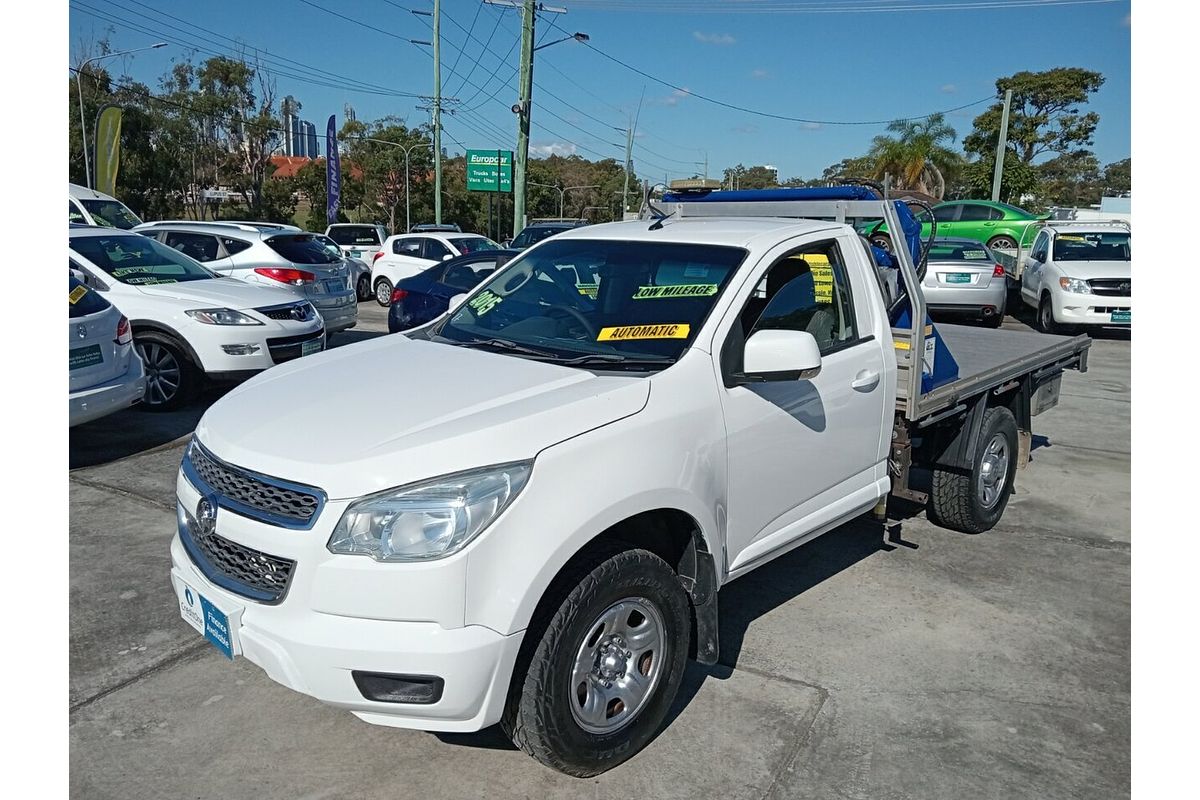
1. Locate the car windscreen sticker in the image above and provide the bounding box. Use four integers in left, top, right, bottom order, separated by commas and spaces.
69, 285, 88, 304
683, 266, 711, 278
577, 282, 599, 299
962, 250, 989, 259
597, 323, 691, 341
798, 254, 835, 303
125, 276, 179, 285
1057, 235, 1086, 241
632, 284, 718, 300
111, 266, 148, 276
467, 289, 503, 316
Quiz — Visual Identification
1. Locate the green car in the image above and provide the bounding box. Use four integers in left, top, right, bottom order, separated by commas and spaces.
864, 200, 1046, 252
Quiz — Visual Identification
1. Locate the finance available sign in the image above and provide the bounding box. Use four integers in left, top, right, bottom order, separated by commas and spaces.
466, 149, 513, 193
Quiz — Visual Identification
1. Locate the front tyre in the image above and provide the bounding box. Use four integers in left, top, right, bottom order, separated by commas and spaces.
502, 546, 690, 777
374, 277, 393, 307
928, 406, 1019, 533
1038, 294, 1063, 334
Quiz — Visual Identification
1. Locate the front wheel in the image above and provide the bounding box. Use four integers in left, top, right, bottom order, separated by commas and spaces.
928, 406, 1019, 533
374, 277, 393, 307
502, 546, 691, 777
135, 335, 198, 411
1038, 294, 1063, 334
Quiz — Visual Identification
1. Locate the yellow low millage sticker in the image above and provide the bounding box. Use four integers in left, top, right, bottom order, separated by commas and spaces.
577, 283, 599, 299
632, 284, 718, 300
69, 285, 88, 304
597, 323, 691, 341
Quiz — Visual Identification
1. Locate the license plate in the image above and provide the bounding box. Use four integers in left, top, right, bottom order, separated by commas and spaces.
1110, 310, 1130, 323
944, 273, 973, 284
175, 577, 240, 660
301, 338, 323, 356
350, 249, 362, 258
69, 343, 103, 370
323, 278, 344, 293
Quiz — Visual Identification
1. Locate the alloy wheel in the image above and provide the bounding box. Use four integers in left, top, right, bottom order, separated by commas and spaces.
138, 342, 182, 407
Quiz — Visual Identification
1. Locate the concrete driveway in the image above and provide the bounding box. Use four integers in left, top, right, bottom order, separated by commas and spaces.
69, 304, 1130, 799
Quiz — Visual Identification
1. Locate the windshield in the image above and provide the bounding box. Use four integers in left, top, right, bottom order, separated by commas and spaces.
79, 199, 143, 229
511, 226, 568, 249
451, 236, 500, 254
266, 234, 342, 264
327, 226, 381, 246
435, 239, 747, 368
1053, 231, 1130, 261
70, 233, 217, 284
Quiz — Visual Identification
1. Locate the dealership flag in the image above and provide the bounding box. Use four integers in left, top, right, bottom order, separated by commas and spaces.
326, 115, 340, 225
94, 105, 124, 196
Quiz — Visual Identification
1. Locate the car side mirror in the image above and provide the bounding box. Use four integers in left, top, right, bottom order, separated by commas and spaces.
738, 329, 822, 383
442, 254, 454, 262
448, 293, 468, 311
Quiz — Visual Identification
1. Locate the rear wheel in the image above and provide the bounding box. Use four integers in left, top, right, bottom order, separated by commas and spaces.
928, 406, 1018, 533
987, 234, 1019, 251
502, 545, 690, 777
356, 275, 371, 302
374, 277, 393, 307
135, 335, 198, 411
869, 233, 892, 251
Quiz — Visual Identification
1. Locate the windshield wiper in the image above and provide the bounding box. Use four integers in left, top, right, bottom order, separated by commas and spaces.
553, 353, 677, 369
446, 337, 561, 359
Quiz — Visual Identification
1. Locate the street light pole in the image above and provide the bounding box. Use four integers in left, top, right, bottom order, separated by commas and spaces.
76, 42, 167, 188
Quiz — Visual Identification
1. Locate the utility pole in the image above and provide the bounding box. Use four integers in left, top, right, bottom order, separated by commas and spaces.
513, 1, 537, 233
433, 0, 443, 223
991, 88, 1013, 202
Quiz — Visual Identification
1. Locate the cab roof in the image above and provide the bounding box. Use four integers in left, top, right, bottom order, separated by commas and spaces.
548, 216, 842, 250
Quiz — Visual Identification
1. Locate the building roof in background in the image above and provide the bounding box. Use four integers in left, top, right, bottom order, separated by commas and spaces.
269, 155, 363, 181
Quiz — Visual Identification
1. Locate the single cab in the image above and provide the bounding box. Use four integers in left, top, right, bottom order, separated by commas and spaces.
170, 190, 1089, 776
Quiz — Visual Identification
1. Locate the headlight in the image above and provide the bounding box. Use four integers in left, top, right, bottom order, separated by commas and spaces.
185, 308, 264, 325
327, 461, 532, 562
1058, 277, 1090, 294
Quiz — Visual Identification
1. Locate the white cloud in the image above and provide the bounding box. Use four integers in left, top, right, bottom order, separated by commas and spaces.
529, 141, 577, 158
799, 122, 822, 131
652, 88, 692, 107
693, 31, 736, 46
940, 83, 957, 94
732, 123, 759, 135
751, 69, 770, 79
1122, 13, 1130, 27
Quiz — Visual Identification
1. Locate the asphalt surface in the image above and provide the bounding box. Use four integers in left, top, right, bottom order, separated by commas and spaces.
69, 301, 1130, 799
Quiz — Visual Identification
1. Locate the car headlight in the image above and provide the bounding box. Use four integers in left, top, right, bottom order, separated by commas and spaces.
1058, 277, 1090, 294
185, 308, 264, 325
327, 461, 532, 562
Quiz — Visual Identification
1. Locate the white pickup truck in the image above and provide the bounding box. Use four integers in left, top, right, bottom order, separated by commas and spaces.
169, 189, 1090, 776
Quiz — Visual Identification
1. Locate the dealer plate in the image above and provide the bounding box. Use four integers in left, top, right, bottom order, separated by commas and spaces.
175, 577, 241, 660
944, 273, 973, 284
1110, 310, 1130, 323
301, 338, 323, 356
323, 278, 344, 294
69, 343, 103, 370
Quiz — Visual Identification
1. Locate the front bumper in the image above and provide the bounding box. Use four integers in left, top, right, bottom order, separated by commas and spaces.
1053, 291, 1131, 325
170, 472, 523, 732
68, 357, 146, 426
196, 324, 325, 373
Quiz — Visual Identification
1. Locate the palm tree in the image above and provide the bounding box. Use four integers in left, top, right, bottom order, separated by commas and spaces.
867, 113, 962, 199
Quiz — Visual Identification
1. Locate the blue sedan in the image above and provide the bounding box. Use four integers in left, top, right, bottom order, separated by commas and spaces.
388, 249, 519, 333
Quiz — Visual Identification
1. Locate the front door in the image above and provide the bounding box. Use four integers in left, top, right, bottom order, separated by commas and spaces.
716, 234, 891, 575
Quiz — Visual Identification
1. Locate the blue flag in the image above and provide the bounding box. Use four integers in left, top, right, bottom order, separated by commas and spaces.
326, 115, 340, 225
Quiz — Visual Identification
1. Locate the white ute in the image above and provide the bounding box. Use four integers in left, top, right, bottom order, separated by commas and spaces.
169, 189, 1091, 776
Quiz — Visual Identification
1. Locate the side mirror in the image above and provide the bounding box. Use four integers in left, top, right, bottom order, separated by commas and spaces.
448, 293, 468, 311
739, 329, 822, 383
443, 254, 454, 262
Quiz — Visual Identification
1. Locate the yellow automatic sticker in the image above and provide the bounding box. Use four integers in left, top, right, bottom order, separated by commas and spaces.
467, 290, 503, 316
894, 340, 911, 350
632, 284, 718, 300
69, 285, 88, 304
597, 323, 691, 341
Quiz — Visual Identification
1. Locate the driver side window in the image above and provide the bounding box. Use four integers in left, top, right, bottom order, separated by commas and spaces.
1031, 232, 1049, 261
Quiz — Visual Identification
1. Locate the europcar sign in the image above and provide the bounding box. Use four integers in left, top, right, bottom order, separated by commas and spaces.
467, 150, 512, 193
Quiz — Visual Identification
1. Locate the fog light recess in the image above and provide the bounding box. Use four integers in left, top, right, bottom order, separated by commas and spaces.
352, 671, 444, 705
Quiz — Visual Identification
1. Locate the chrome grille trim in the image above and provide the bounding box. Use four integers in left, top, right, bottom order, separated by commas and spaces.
182, 439, 325, 530
178, 503, 295, 604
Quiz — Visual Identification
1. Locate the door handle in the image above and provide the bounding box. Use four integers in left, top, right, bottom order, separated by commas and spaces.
851, 369, 880, 392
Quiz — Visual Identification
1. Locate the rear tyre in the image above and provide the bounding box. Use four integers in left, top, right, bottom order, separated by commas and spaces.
927, 406, 1018, 534
501, 545, 690, 777
987, 234, 1019, 251
135, 334, 198, 412
356, 275, 371, 302
983, 312, 1003, 329
869, 233, 892, 252
374, 277, 393, 307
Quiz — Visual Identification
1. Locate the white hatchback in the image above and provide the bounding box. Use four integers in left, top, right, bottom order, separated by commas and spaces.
70, 226, 327, 410
371, 232, 501, 306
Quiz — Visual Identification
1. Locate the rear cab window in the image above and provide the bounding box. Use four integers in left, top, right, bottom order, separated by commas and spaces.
328, 226, 382, 246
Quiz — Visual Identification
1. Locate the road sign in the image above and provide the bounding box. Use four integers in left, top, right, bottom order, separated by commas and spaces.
467, 149, 512, 193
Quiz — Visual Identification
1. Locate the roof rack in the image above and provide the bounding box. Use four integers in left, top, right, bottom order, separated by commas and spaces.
1038, 219, 1130, 231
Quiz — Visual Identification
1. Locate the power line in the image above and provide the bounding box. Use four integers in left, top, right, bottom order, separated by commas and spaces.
567, 0, 1117, 12
442, 0, 483, 91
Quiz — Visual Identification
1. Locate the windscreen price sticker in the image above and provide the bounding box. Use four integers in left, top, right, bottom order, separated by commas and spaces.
467, 290, 503, 316
69, 285, 88, 304
597, 323, 691, 341
632, 284, 718, 300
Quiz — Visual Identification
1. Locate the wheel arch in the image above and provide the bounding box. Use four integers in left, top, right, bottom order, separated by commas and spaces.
130, 319, 203, 369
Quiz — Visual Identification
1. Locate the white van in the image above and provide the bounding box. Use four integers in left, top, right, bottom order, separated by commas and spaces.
69, 183, 143, 229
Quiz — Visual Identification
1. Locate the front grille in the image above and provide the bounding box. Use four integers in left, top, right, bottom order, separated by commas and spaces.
256, 302, 315, 322
186, 441, 322, 528
179, 507, 295, 603
1088, 278, 1131, 296
266, 331, 325, 364
1093, 306, 1131, 314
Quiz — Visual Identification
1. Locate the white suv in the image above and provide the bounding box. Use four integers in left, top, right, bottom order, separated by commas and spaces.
135, 221, 359, 334
1019, 222, 1131, 333
70, 226, 326, 410
371, 232, 501, 305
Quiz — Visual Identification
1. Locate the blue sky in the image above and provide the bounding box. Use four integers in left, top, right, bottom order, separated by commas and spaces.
69, 0, 1131, 181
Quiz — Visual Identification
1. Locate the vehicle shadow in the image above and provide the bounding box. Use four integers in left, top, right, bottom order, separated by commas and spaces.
1003, 296, 1130, 340
330, 328, 391, 348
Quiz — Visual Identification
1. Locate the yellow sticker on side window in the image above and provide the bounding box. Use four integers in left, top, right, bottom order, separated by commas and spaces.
597, 324, 691, 341
69, 285, 88, 304
632, 284, 718, 300
796, 254, 834, 303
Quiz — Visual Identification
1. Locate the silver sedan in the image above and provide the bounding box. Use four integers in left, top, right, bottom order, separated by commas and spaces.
920, 238, 1008, 328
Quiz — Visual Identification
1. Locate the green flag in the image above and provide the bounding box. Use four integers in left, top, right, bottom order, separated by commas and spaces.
94, 105, 123, 196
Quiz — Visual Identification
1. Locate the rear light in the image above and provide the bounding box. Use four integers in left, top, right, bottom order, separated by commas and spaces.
391, 288, 408, 304
993, 264, 1006, 277
115, 315, 132, 346
254, 267, 315, 285
372, 251, 386, 263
